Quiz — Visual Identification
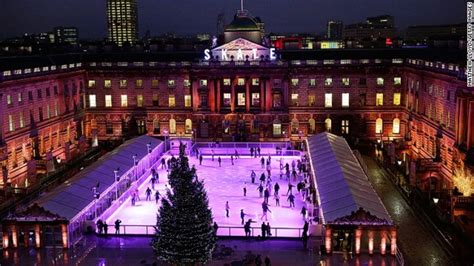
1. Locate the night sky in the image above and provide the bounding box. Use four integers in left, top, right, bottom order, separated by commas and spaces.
0, 0, 466, 39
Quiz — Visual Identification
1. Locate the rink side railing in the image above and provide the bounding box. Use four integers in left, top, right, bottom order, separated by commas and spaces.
191, 142, 302, 157
103, 224, 304, 238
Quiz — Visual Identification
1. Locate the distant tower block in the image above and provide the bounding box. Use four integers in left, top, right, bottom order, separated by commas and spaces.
106, 0, 138, 46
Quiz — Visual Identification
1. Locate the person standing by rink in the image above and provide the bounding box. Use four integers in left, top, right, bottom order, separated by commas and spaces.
155, 190, 160, 204
231, 155, 234, 165
145, 187, 152, 201
243, 182, 247, 197
250, 147, 254, 157
225, 201, 230, 217
287, 193, 296, 208
199, 154, 203, 165
261, 222, 267, 239
301, 206, 307, 221
114, 219, 122, 234
218, 156, 222, 167
251, 170, 256, 184
257, 147, 261, 157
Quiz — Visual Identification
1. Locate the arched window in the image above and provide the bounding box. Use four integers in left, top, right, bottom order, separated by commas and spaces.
153, 119, 160, 134
273, 119, 282, 136
393, 118, 400, 134
291, 118, 299, 134
169, 119, 176, 134
376, 118, 383, 134
185, 119, 192, 134
308, 118, 316, 134
325, 118, 332, 132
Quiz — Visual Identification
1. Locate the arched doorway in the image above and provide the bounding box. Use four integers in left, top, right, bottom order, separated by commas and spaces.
308, 118, 316, 134
325, 118, 332, 133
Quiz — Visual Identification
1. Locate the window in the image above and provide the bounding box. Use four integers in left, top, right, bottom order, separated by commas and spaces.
184, 95, 192, 107
89, 94, 97, 108
223, 78, 231, 86
342, 93, 349, 107
200, 79, 208, 87
8, 115, 14, 132
341, 120, 349, 134
54, 101, 59, 116
377, 77, 384, 86
273, 123, 282, 136
252, 78, 259, 86
7, 95, 12, 105
273, 94, 282, 108
237, 78, 245, 86
38, 107, 43, 121
168, 95, 176, 107
37, 89, 42, 99
135, 79, 143, 88
88, 80, 96, 88
291, 93, 299, 106
183, 79, 191, 87
105, 95, 112, 107
151, 79, 159, 88
393, 93, 401, 106
106, 121, 113, 135
394, 77, 401, 86
309, 79, 316, 87
223, 93, 231, 106
359, 93, 366, 106
308, 95, 316, 106
252, 93, 260, 106
104, 80, 112, 88
152, 94, 159, 106
324, 78, 333, 86
119, 79, 127, 88
136, 94, 144, 107
28, 91, 33, 101
121, 95, 128, 107
46, 87, 51, 97
325, 118, 332, 132
237, 93, 246, 106
325, 93, 333, 107
169, 119, 176, 134
168, 80, 176, 88
185, 119, 192, 134
342, 78, 350, 86
18, 92, 22, 103
376, 118, 383, 134
393, 118, 400, 134
46, 105, 51, 119
376, 93, 384, 106
19, 112, 24, 128
291, 79, 299, 86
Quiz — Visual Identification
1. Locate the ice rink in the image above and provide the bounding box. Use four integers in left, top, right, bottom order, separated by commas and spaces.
106, 152, 309, 237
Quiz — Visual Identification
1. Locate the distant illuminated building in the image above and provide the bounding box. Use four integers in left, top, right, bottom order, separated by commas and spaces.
327, 20, 343, 40
54, 27, 79, 45
106, 0, 138, 46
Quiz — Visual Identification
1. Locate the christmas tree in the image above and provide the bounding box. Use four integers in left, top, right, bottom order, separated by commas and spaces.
152, 143, 216, 265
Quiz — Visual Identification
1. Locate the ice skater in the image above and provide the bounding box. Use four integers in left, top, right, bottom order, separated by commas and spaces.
240, 209, 247, 225
155, 190, 160, 204
301, 206, 307, 221
257, 184, 264, 198
250, 147, 254, 157
199, 154, 203, 165
218, 156, 222, 167
135, 189, 141, 201
225, 201, 230, 217
131, 192, 136, 206
146, 187, 152, 201
260, 157, 265, 168
211, 149, 215, 161
161, 158, 166, 169
260, 173, 266, 185
251, 170, 256, 184
274, 194, 280, 206
243, 182, 247, 197
235, 149, 239, 159
257, 147, 261, 156
264, 188, 270, 204
261, 202, 271, 221
286, 183, 294, 195
231, 155, 234, 165
288, 193, 295, 208
274, 182, 280, 196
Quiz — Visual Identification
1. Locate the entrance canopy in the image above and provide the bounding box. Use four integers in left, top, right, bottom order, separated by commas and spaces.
307, 132, 393, 226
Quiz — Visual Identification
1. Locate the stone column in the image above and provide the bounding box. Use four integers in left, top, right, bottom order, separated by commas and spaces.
34, 224, 41, 248
231, 78, 236, 113
265, 79, 272, 112
355, 228, 362, 255
61, 224, 68, 248
216, 79, 221, 113
368, 230, 374, 255
246, 78, 250, 113
390, 230, 397, 256
325, 227, 332, 254
11, 225, 18, 248
192, 79, 199, 112
380, 231, 387, 255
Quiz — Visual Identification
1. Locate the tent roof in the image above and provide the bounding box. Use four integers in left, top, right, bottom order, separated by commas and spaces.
34, 135, 162, 221
307, 132, 393, 225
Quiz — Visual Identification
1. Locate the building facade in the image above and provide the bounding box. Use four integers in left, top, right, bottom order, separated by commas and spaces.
327, 20, 343, 40
106, 0, 138, 46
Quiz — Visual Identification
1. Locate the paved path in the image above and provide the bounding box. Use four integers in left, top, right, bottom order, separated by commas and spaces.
364, 156, 451, 266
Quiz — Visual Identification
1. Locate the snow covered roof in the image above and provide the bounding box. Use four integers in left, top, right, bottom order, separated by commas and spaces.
34, 135, 162, 221
307, 132, 393, 226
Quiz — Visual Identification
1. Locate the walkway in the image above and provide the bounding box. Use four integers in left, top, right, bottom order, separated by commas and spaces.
363, 156, 451, 266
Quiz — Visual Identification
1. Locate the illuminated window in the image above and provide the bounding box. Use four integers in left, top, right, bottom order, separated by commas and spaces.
237, 78, 245, 86
200, 79, 208, 87
309, 79, 316, 87
8, 115, 14, 132
393, 93, 401, 106
342, 78, 350, 86
119, 79, 127, 88
185, 95, 192, 107
237, 93, 246, 106
376, 93, 384, 106
324, 78, 333, 86
7, 95, 12, 105
89, 94, 97, 108
342, 93, 349, 107
150, 79, 159, 88
104, 79, 112, 88
121, 95, 128, 107
152, 94, 159, 106
19, 112, 24, 128
223, 93, 231, 106
325, 93, 332, 107
168, 95, 175, 107
325, 118, 332, 132
18, 93, 22, 103
54, 101, 59, 116
394, 77, 402, 86
377, 77, 384, 86
184, 79, 191, 87
168, 80, 175, 88
46, 105, 51, 119
135, 79, 143, 88
88, 80, 96, 88
105, 95, 112, 107
136, 94, 144, 107
252, 93, 260, 106
223, 78, 231, 86
291, 93, 299, 106
185, 119, 192, 134
252, 78, 259, 86
273, 123, 282, 136
376, 118, 383, 134
308, 95, 316, 106
169, 119, 176, 134
393, 118, 400, 134
341, 120, 349, 134
291, 79, 299, 86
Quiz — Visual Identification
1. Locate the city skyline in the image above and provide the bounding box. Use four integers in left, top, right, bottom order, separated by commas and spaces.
0, 0, 466, 40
